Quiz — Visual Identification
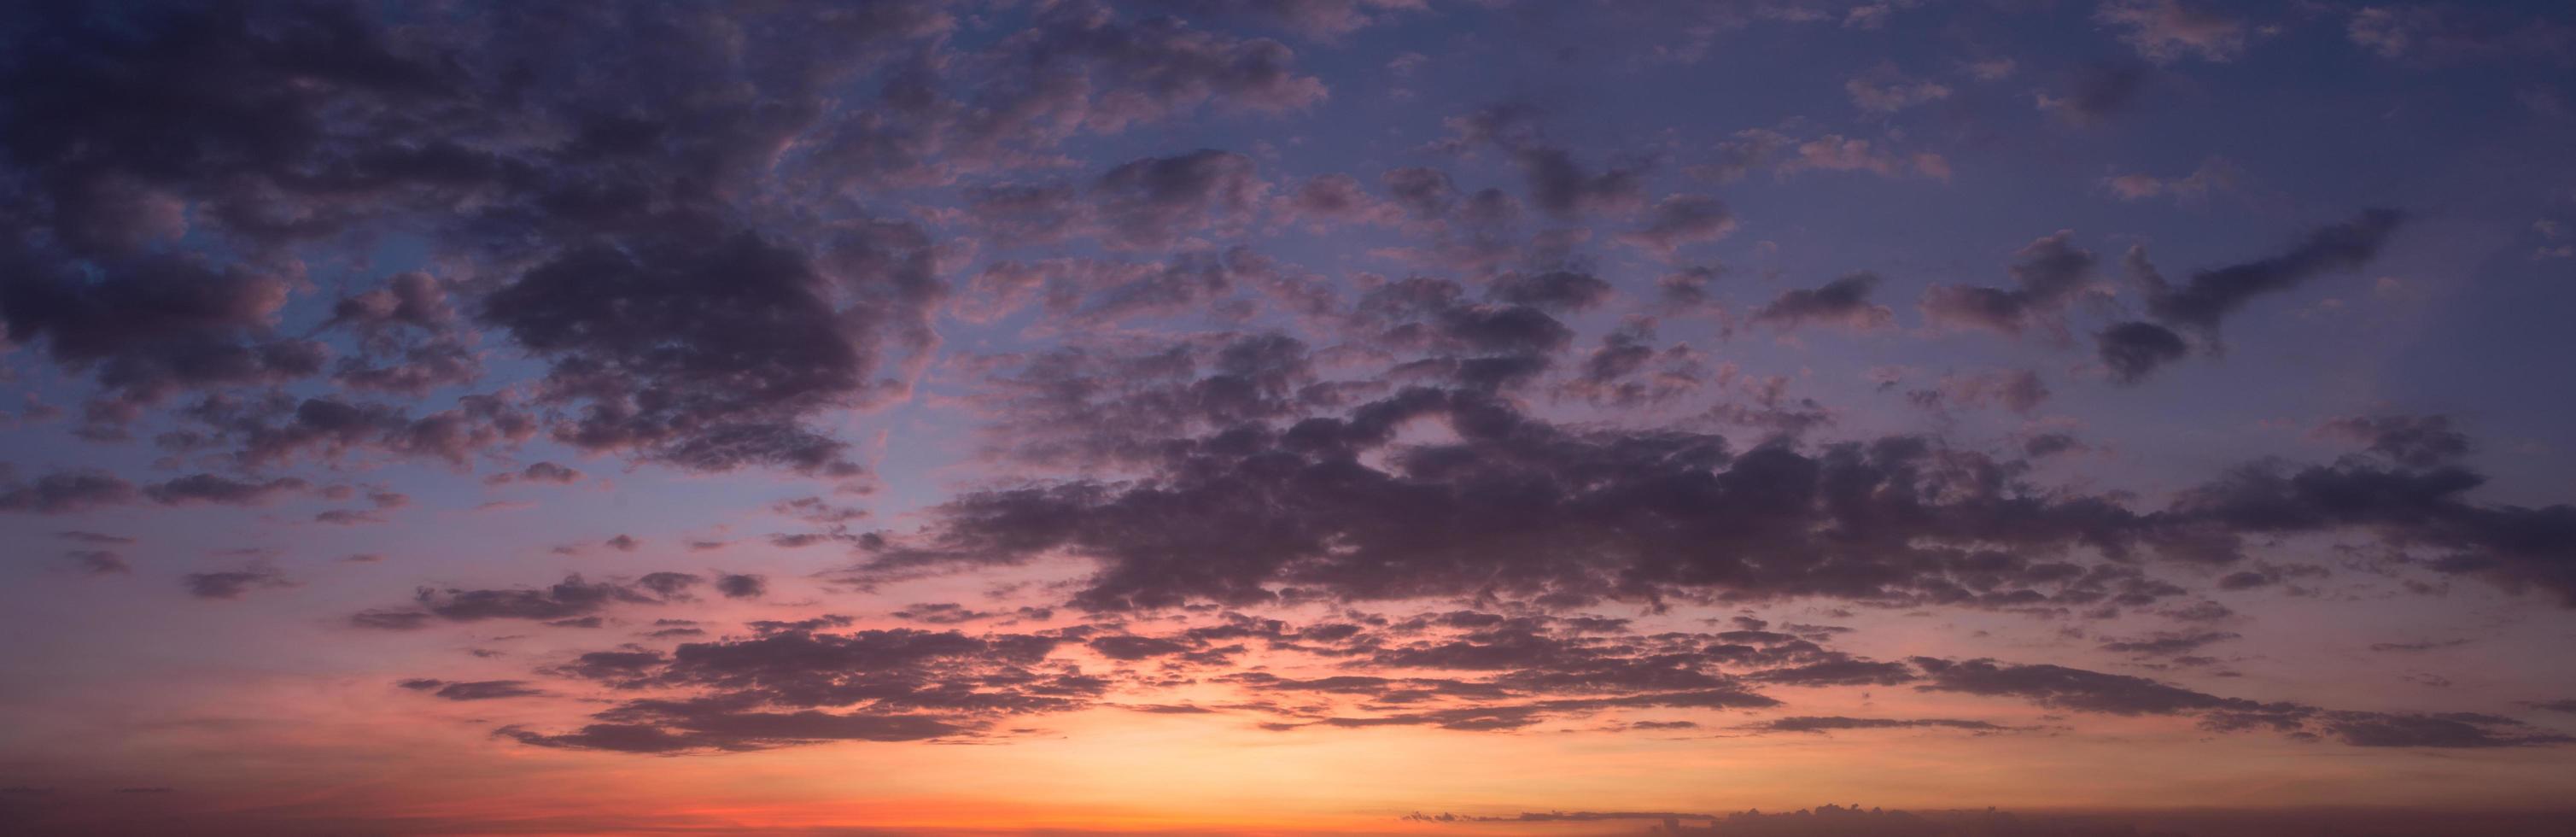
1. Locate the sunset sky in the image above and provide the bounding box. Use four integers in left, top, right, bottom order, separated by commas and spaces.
3, 1, 2576, 834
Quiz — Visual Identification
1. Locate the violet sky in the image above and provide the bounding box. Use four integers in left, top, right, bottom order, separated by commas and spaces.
3, 1, 2576, 834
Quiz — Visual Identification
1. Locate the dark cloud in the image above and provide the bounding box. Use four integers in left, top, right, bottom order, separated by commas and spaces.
1753, 273, 1895, 331
2315, 414, 2471, 469
2140, 209, 2406, 331
63, 550, 131, 576
0, 471, 138, 514
2101, 214, 2400, 383
2322, 711, 2573, 748
2170, 459, 2576, 606
182, 567, 294, 600
892, 603, 994, 624
1911, 658, 2269, 716
2094, 213, 2402, 383
518, 462, 582, 484
1902, 656, 2568, 747
865, 381, 2205, 613
2095, 320, 2189, 384
637, 572, 704, 599
161, 393, 538, 470
348, 574, 681, 629
1909, 370, 2051, 417
508, 623, 1089, 752
2040, 64, 2145, 125
500, 709, 970, 754
716, 574, 768, 600
1278, 173, 1399, 227
1166, 0, 1422, 38
2371, 639, 2471, 653
1919, 231, 2098, 337
482, 225, 934, 477
2347, 5, 2576, 64
0, 1, 995, 474
0, 255, 324, 432
1092, 149, 1266, 250
1487, 270, 1612, 312
395, 679, 545, 700
1741, 716, 2018, 735
2099, 630, 2239, 658
1090, 635, 1197, 660
1515, 148, 1644, 219
2097, 0, 2250, 63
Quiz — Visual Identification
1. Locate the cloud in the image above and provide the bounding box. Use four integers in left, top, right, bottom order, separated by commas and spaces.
716, 574, 768, 600
2139, 209, 2405, 332
517, 462, 582, 484
2091, 209, 2404, 383
1754, 273, 1896, 331
2346, 5, 2576, 64
62, 550, 131, 576
0, 471, 138, 514
1911, 657, 2270, 716
1090, 150, 1268, 250
2104, 158, 2238, 203
2099, 630, 2239, 658
481, 226, 932, 476
2038, 65, 2144, 126
2094, 321, 2189, 383
2322, 711, 2573, 748
182, 567, 295, 600
1619, 196, 1737, 255
348, 574, 692, 629
2313, 414, 2471, 468
1845, 67, 1953, 113
507, 623, 1089, 752
1919, 231, 2099, 337
2096, 1, 2251, 63
395, 679, 545, 700
1907, 370, 2051, 416
1740, 716, 2019, 735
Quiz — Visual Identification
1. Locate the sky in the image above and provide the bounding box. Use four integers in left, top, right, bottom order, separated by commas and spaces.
3, 1, 2575, 834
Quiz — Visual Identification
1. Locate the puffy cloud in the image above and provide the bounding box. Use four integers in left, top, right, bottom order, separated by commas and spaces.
716, 574, 768, 600
62, 550, 131, 576
348, 574, 693, 629
2104, 158, 2238, 203
1753, 273, 1896, 331
143, 474, 307, 506
1920, 231, 2099, 337
182, 567, 295, 600
1776, 136, 1950, 180
2095, 1, 2251, 63
1845, 67, 1953, 113
2094, 320, 2188, 384
2092, 209, 2404, 383
2139, 209, 2405, 332
2347, 5, 2576, 64
508, 623, 1086, 752
2313, 414, 2471, 469
2037, 65, 2144, 126
482, 225, 936, 476
1619, 196, 1738, 255
0, 471, 138, 514
1907, 370, 2051, 416
1092, 150, 1268, 249
0, 255, 322, 433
